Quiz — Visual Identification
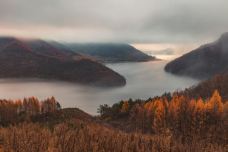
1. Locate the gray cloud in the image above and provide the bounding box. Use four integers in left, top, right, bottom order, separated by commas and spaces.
0, 0, 228, 43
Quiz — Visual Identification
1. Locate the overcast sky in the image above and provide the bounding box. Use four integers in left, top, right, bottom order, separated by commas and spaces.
0, 0, 228, 49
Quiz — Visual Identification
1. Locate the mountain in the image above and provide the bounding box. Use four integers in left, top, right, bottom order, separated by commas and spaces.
65, 43, 156, 62
0, 37, 126, 87
165, 33, 228, 79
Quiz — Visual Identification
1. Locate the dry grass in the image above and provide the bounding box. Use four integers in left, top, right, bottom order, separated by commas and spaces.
0, 120, 227, 152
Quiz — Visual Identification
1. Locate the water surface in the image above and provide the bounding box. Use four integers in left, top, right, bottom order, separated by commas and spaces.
0, 61, 199, 115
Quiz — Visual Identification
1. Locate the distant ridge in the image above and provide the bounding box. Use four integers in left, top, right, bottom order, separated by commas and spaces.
65, 43, 156, 62
24, 39, 79, 60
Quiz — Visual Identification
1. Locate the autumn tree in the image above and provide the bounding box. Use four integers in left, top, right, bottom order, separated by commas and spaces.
121, 101, 129, 113
153, 99, 166, 133
193, 98, 205, 135
41, 97, 59, 113
0, 97, 61, 125
130, 103, 147, 133
22, 97, 40, 115
206, 90, 224, 119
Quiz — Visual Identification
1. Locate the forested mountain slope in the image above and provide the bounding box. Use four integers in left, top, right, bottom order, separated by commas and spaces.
0, 37, 126, 87
165, 33, 228, 79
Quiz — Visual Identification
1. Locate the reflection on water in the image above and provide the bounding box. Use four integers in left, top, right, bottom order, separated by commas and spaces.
0, 61, 199, 115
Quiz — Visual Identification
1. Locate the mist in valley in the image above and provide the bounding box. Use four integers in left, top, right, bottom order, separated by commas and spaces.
0, 61, 198, 115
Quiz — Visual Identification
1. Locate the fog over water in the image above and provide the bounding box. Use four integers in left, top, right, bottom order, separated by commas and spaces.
0, 61, 199, 115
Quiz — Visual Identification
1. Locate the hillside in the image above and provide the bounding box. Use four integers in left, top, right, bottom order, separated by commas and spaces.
165, 32, 228, 79
0, 37, 126, 87
65, 43, 156, 62
0, 82, 227, 151
182, 74, 228, 100
96, 74, 228, 152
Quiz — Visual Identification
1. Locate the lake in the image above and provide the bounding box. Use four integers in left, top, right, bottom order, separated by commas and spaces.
0, 61, 199, 115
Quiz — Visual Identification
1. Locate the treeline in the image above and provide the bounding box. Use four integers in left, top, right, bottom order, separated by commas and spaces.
0, 97, 60, 125
99, 90, 228, 145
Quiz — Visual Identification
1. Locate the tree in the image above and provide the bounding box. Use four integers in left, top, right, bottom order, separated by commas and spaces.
22, 97, 40, 115
194, 98, 206, 134
97, 104, 110, 116
153, 100, 166, 132
41, 97, 58, 113
121, 101, 129, 113
207, 90, 223, 117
